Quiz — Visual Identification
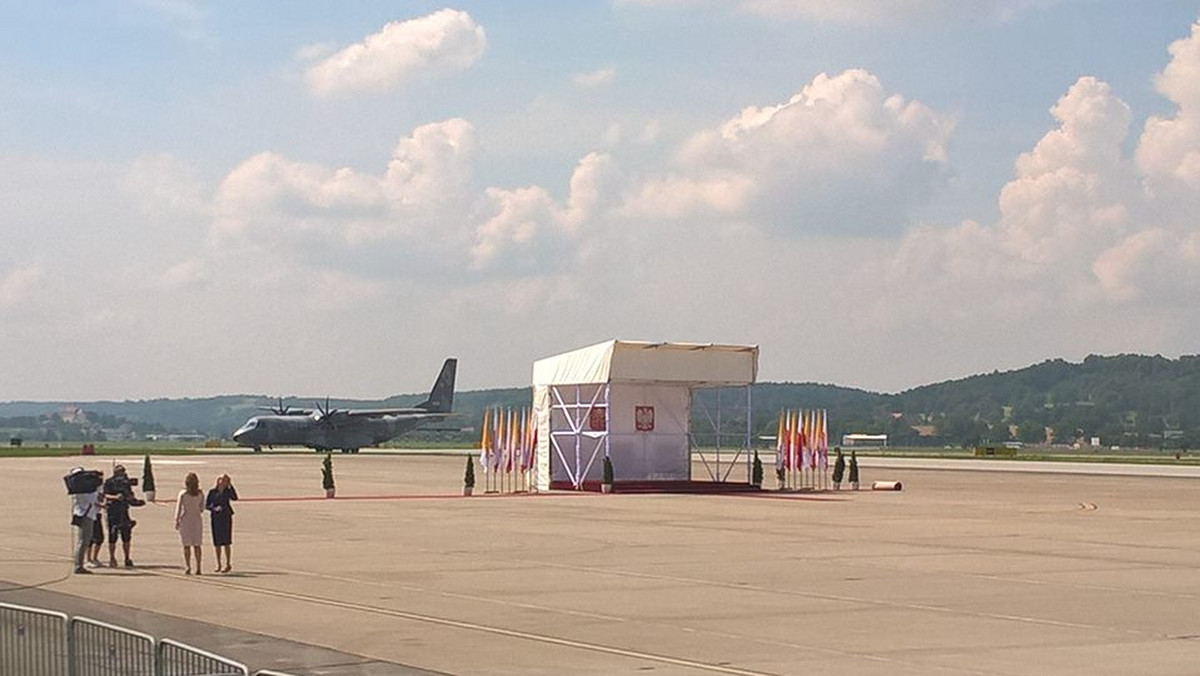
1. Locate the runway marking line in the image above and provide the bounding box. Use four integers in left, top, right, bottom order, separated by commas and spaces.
0, 545, 770, 676
238, 492, 589, 503
0, 541, 1139, 676
139, 570, 779, 676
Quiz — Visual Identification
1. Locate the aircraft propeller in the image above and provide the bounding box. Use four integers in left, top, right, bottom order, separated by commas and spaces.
314, 396, 339, 426
259, 397, 294, 415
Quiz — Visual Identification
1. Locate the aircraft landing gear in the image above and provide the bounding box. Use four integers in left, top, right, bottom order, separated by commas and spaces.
340, 448, 359, 454
253, 446, 261, 453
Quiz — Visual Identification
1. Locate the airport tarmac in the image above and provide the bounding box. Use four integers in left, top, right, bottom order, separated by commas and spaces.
2, 453, 1199, 675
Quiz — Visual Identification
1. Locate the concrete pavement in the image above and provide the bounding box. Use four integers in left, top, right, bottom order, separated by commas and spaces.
857, 455, 1200, 478
3, 453, 1200, 675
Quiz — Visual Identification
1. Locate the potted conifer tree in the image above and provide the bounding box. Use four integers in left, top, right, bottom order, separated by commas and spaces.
848, 450, 860, 491
322, 453, 336, 498
141, 454, 157, 502
463, 456, 475, 496
751, 450, 763, 488
601, 455, 614, 494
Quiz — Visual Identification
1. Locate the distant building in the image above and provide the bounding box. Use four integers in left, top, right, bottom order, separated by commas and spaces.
842, 433, 888, 448
145, 433, 207, 442
101, 424, 136, 442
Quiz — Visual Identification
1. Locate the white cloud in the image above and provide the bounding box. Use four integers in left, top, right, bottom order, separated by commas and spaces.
624, 174, 756, 219
891, 77, 1138, 306
212, 118, 475, 256
1092, 229, 1200, 305
471, 152, 619, 271
624, 69, 953, 233
887, 21, 1200, 350
303, 9, 486, 97
383, 117, 476, 209
208, 118, 621, 280
1139, 21, 1200, 192
572, 67, 616, 88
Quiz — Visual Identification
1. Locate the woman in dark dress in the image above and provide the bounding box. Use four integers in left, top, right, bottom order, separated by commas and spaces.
206, 474, 238, 573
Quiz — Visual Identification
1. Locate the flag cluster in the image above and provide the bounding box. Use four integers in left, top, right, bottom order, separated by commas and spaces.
479, 407, 537, 492
774, 409, 830, 489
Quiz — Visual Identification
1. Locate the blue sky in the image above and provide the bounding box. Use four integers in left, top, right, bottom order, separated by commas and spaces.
3, 1, 1200, 399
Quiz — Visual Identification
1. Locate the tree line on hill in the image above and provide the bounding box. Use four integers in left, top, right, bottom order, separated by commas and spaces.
2, 354, 1197, 449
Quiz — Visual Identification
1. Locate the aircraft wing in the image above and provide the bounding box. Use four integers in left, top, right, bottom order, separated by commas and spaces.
256, 407, 314, 416
341, 409, 450, 419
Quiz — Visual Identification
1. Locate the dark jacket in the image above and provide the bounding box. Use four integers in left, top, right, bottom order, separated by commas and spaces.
205, 485, 238, 518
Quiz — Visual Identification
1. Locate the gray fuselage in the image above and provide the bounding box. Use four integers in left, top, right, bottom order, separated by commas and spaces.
232, 413, 439, 451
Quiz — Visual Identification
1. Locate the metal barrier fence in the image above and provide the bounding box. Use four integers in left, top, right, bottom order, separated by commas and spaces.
0, 602, 70, 676
0, 601, 296, 676
70, 616, 156, 676
159, 638, 248, 676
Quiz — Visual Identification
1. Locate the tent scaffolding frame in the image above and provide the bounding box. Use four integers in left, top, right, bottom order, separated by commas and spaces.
689, 384, 753, 483
546, 382, 753, 488
548, 383, 610, 490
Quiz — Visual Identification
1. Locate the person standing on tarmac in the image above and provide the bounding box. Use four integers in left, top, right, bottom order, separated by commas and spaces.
69, 468, 103, 575
86, 471, 106, 567
206, 474, 238, 573
103, 465, 144, 568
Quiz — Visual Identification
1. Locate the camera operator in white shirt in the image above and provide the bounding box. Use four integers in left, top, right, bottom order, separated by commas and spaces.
69, 468, 103, 575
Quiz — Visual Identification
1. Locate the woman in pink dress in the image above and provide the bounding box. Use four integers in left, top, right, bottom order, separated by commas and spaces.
174, 472, 206, 575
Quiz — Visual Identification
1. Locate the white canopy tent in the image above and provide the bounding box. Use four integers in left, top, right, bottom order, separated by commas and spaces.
532, 340, 759, 491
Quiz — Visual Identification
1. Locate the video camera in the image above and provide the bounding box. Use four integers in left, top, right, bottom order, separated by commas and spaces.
64, 468, 103, 495
104, 474, 145, 506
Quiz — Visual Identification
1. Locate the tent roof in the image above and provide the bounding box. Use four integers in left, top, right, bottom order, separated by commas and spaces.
532, 340, 759, 387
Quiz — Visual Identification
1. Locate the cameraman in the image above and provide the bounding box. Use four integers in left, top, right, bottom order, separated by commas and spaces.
68, 468, 103, 575
103, 465, 144, 568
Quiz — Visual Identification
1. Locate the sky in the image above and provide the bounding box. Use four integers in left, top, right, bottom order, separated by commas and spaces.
3, 1, 1200, 400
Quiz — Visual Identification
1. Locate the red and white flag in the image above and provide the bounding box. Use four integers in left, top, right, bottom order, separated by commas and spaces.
774, 411, 786, 472
503, 408, 515, 473
800, 410, 812, 471
786, 410, 798, 471
491, 407, 504, 472
818, 409, 829, 470
523, 410, 537, 472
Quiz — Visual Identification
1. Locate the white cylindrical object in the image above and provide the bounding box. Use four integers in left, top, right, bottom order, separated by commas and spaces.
871, 481, 902, 491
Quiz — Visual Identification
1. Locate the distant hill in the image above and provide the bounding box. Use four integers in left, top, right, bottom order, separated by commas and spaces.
882, 354, 1200, 447
3, 354, 1198, 448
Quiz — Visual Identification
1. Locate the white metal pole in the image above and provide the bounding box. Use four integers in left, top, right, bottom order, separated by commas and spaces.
745, 385, 752, 483
575, 385, 582, 490
715, 388, 722, 483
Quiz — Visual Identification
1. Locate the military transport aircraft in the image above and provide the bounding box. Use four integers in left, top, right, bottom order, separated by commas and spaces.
232, 358, 457, 453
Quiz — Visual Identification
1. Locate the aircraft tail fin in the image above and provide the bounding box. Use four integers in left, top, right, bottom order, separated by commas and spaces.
418, 358, 457, 413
